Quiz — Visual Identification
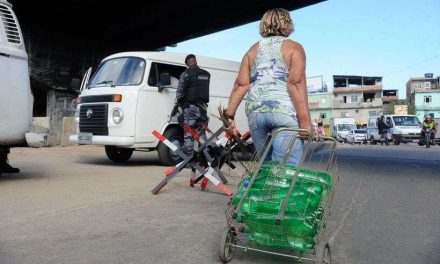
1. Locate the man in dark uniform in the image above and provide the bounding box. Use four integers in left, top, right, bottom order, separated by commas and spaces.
377, 115, 389, 145
176, 54, 210, 156
0, 147, 20, 176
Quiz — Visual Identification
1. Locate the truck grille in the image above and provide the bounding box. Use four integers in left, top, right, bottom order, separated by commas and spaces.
0, 4, 21, 44
79, 104, 108, 135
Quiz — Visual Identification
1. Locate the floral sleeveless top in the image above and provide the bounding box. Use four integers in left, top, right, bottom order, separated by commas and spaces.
245, 36, 295, 116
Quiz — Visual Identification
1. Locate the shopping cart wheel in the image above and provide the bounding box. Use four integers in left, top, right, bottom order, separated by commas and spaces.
219, 227, 236, 263
315, 243, 331, 264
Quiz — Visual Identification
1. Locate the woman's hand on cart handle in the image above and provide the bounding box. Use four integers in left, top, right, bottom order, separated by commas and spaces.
299, 125, 314, 139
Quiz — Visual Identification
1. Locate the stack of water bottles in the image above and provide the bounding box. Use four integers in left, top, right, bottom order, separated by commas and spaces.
231, 161, 332, 253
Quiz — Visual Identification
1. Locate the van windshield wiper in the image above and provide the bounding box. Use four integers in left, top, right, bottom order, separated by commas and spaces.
95, 80, 115, 87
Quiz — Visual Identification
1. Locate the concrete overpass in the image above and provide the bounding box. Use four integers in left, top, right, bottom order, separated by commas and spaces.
9, 0, 324, 115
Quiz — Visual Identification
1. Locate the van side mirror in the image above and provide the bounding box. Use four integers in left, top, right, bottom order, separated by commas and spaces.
158, 73, 171, 92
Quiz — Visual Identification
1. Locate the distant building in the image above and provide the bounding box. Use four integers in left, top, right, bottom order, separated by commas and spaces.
308, 92, 333, 122
382, 90, 406, 114
406, 75, 439, 99
407, 75, 440, 120
332, 75, 383, 126
383, 89, 398, 103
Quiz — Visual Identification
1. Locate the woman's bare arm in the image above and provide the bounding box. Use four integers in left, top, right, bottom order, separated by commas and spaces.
286, 42, 312, 131
226, 44, 257, 117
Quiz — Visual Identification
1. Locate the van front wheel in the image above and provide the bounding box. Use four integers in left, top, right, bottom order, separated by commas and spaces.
105, 146, 134, 162
158, 127, 183, 166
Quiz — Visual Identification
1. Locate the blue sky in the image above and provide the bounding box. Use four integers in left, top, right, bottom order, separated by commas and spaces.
167, 0, 440, 99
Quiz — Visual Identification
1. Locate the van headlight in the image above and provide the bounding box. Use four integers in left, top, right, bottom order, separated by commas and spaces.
74, 110, 80, 124
112, 108, 124, 124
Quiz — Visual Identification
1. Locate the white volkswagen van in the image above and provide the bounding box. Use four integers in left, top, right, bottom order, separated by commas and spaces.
367, 115, 421, 144
0, 0, 33, 147
69, 52, 248, 165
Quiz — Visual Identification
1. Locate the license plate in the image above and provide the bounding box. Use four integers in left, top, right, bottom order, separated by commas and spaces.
78, 133, 93, 144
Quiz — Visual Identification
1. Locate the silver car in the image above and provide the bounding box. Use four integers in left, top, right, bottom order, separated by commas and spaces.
346, 129, 368, 144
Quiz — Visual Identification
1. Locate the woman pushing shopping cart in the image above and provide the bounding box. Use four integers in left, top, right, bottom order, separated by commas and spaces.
219, 128, 338, 263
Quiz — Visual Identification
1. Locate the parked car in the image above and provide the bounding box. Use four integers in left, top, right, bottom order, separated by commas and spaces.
346, 129, 367, 144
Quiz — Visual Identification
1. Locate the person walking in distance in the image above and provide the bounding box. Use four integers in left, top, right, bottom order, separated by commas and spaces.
224, 8, 312, 165
176, 54, 211, 156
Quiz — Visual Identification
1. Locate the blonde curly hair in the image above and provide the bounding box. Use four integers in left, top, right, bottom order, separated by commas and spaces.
259, 8, 294, 37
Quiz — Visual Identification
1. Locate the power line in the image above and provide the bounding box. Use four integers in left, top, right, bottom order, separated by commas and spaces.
383, 55, 440, 77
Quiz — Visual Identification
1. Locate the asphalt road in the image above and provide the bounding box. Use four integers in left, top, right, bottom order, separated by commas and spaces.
0, 143, 439, 264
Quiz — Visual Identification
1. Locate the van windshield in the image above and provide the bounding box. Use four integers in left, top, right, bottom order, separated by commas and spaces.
338, 124, 356, 131
392, 116, 420, 126
88, 57, 145, 88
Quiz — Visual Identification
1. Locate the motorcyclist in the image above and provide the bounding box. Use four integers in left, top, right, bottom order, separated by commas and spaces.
420, 115, 436, 143
377, 115, 389, 145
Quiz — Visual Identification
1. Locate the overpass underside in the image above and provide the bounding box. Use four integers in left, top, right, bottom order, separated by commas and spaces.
9, 0, 324, 116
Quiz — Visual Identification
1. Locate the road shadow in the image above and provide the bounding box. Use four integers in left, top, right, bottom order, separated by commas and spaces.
74, 155, 163, 167
0, 170, 48, 182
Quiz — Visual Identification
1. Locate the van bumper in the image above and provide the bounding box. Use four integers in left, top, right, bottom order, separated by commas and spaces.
394, 134, 420, 143
69, 134, 135, 147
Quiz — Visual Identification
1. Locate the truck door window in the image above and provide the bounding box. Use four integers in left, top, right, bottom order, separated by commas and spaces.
386, 117, 392, 127
148, 62, 186, 89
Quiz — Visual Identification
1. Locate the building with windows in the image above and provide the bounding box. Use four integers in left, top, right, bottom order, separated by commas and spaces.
332, 75, 383, 127
406, 74, 439, 99
308, 92, 332, 122
412, 92, 440, 120
407, 74, 440, 120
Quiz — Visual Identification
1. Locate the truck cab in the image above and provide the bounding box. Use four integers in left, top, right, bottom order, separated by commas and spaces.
330, 117, 357, 142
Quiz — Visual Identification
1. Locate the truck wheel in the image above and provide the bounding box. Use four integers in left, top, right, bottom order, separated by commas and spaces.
105, 146, 134, 162
158, 127, 183, 166
370, 136, 377, 145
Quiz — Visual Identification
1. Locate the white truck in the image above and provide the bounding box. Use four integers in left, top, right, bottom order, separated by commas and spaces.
329, 117, 357, 142
367, 115, 421, 145
69, 52, 248, 165
0, 0, 33, 147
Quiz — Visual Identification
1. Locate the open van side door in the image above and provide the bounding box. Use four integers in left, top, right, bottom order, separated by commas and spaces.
80, 67, 92, 92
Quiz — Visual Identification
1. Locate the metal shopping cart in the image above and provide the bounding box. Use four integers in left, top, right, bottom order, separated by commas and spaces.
219, 128, 339, 264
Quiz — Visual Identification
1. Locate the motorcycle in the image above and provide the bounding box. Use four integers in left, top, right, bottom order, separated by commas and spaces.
418, 128, 434, 148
